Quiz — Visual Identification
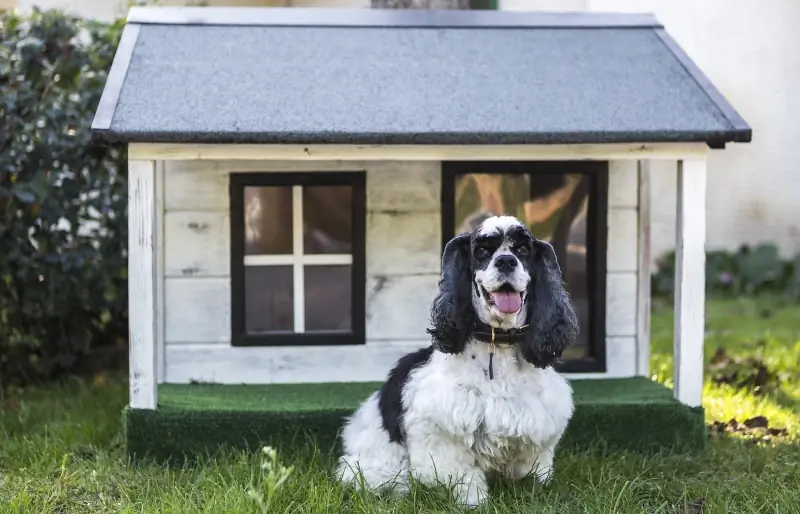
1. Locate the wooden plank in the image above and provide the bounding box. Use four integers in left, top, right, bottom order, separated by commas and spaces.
128, 159, 158, 409
164, 161, 229, 211
606, 272, 638, 337
291, 185, 305, 333
366, 273, 440, 341
164, 335, 638, 384
163, 272, 440, 344
164, 160, 440, 213
367, 211, 441, 275
131, 142, 709, 162
163, 270, 636, 345
606, 207, 638, 273
165, 278, 231, 344
636, 160, 653, 377
569, 336, 637, 379
164, 211, 230, 277
164, 341, 430, 384
366, 161, 441, 212
608, 160, 638, 208
155, 161, 166, 383
91, 24, 140, 131
673, 158, 707, 407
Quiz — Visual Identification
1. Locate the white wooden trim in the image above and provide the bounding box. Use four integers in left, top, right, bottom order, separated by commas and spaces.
162, 336, 638, 384
130, 142, 709, 162
128, 159, 158, 409
244, 254, 353, 266
165, 342, 431, 384
636, 160, 652, 377
673, 157, 707, 407
292, 185, 304, 333
155, 161, 166, 383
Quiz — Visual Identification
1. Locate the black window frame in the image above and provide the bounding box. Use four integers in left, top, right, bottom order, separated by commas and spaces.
229, 171, 367, 347
441, 161, 609, 373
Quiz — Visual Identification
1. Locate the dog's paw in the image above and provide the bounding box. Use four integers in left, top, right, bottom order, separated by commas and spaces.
534, 464, 553, 486
454, 478, 489, 508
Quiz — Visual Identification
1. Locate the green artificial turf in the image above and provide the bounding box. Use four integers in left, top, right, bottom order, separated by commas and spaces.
125, 377, 706, 463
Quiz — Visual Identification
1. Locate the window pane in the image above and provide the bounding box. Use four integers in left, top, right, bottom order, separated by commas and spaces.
303, 186, 352, 254
453, 172, 592, 359
245, 265, 293, 333
244, 186, 293, 255
304, 265, 351, 332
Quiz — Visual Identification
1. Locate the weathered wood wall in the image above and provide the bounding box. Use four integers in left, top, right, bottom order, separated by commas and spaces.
158, 159, 642, 383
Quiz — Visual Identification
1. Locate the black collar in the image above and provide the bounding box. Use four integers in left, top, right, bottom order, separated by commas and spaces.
473, 321, 529, 346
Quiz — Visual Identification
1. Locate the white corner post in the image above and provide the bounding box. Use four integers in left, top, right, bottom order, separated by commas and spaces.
636, 160, 652, 377
128, 159, 159, 409
673, 157, 707, 407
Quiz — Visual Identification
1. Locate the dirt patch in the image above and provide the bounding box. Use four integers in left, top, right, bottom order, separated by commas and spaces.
708, 416, 789, 443
707, 347, 778, 396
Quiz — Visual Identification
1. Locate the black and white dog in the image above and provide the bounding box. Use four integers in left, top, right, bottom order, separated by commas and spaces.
337, 215, 579, 507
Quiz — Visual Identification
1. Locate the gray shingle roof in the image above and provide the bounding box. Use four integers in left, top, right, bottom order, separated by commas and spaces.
91, 7, 751, 146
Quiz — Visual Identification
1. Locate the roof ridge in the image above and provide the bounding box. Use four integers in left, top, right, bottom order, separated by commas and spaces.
125, 6, 663, 30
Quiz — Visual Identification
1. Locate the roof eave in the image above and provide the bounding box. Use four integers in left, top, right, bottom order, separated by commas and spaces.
90, 128, 753, 147
653, 28, 752, 144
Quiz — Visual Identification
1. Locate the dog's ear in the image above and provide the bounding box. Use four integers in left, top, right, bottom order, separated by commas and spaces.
426, 233, 475, 354
519, 240, 579, 368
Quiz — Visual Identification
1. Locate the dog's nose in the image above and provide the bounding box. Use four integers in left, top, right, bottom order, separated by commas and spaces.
495, 254, 517, 272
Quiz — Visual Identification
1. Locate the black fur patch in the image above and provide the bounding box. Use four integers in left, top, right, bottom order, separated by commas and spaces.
377, 346, 434, 444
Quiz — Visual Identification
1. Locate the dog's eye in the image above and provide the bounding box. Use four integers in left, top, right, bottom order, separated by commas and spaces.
516, 246, 530, 257
474, 247, 489, 259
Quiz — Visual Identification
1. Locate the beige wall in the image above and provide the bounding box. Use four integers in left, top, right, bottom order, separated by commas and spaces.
501, 0, 800, 261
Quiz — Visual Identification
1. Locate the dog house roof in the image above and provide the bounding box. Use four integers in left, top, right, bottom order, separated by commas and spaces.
91, 6, 751, 147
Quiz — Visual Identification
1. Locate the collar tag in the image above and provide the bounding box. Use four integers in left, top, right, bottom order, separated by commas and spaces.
488, 327, 496, 380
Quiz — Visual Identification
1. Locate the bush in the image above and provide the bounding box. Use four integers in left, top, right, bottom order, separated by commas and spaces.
0, 9, 127, 385
652, 244, 800, 300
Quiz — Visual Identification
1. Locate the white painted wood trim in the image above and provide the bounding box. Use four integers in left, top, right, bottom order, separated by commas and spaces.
162, 270, 637, 345
636, 160, 652, 378
673, 158, 707, 407
128, 159, 158, 409
163, 335, 638, 384
292, 185, 305, 333
244, 254, 353, 266
155, 161, 166, 383
165, 342, 431, 384
130, 142, 709, 162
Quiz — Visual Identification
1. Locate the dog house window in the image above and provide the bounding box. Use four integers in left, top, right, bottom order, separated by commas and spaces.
441, 162, 608, 373
229, 172, 366, 347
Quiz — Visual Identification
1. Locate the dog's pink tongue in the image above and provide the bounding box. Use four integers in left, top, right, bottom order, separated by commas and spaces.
490, 291, 522, 313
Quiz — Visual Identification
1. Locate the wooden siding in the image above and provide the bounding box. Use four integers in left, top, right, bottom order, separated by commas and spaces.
159, 158, 641, 383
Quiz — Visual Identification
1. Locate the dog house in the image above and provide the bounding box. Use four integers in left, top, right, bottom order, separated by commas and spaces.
93, 6, 751, 459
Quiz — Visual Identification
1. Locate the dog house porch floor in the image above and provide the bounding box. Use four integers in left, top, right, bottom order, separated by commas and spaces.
124, 377, 705, 462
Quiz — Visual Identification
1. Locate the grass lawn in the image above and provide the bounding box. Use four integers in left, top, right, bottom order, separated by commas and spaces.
2, 295, 799, 513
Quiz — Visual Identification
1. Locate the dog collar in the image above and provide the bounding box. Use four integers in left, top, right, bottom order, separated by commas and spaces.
472, 323, 529, 380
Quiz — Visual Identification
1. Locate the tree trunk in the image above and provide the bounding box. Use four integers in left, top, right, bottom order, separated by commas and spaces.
371, 0, 470, 9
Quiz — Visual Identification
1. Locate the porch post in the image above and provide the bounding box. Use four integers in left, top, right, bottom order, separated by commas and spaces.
128, 159, 158, 409
673, 157, 707, 407
636, 160, 652, 377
